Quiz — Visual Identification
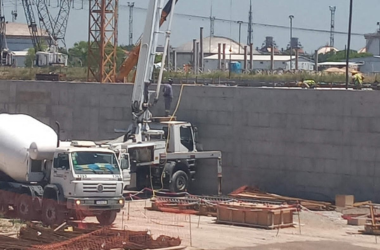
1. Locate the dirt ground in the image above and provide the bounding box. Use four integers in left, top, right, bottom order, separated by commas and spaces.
85, 201, 380, 250
1, 202, 380, 250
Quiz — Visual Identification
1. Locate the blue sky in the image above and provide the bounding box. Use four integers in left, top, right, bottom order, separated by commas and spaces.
2, 0, 377, 53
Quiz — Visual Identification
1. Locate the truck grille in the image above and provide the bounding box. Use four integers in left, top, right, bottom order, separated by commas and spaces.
82, 183, 117, 193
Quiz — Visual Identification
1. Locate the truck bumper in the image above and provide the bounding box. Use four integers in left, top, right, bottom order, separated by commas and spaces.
66, 197, 125, 211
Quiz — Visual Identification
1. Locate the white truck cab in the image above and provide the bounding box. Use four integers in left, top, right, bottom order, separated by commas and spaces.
40, 141, 125, 226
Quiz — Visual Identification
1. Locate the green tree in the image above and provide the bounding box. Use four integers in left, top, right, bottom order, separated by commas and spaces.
119, 44, 135, 51
319, 50, 373, 63
155, 54, 163, 63
68, 41, 128, 69
68, 41, 89, 67
25, 48, 36, 67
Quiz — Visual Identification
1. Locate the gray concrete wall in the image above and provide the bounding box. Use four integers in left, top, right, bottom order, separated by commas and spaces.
1, 80, 380, 202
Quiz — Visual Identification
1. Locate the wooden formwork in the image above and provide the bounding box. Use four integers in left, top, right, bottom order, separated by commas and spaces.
216, 202, 297, 229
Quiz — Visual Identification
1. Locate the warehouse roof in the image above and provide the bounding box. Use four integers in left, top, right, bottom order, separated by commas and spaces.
5, 22, 49, 38
175, 36, 260, 54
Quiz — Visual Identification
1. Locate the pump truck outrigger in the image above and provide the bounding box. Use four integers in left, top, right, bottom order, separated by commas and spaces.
98, 0, 222, 194
0, 114, 124, 226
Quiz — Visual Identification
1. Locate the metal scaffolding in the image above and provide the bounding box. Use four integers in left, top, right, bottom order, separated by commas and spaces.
87, 0, 119, 83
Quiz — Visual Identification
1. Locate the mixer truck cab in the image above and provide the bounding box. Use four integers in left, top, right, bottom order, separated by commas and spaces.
0, 114, 124, 226
46, 141, 125, 225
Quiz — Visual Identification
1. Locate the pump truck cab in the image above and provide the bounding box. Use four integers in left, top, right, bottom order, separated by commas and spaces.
0, 114, 124, 226
101, 118, 222, 193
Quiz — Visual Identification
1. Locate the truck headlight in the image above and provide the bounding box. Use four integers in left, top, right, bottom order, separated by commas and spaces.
75, 200, 81, 205
119, 199, 124, 205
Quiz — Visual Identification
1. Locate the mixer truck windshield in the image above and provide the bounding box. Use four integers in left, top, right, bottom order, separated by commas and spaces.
71, 152, 121, 175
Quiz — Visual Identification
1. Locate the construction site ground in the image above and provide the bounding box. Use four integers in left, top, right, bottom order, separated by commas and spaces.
97, 201, 380, 250
1, 201, 379, 249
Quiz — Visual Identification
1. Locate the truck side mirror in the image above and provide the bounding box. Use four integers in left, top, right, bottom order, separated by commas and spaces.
120, 155, 130, 170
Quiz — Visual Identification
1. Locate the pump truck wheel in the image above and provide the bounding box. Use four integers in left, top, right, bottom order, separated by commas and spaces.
170, 170, 189, 193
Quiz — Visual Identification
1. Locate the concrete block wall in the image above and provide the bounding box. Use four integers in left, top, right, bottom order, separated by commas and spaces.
0, 81, 133, 140
1, 80, 380, 201
173, 86, 380, 201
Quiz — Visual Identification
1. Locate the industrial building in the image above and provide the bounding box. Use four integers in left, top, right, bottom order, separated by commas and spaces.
259, 36, 280, 54
347, 56, 380, 74
203, 54, 314, 72
6, 22, 49, 51
364, 31, 380, 56
173, 36, 260, 70
2, 22, 50, 67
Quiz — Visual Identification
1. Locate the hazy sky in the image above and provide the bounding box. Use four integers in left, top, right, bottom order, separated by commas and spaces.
2, 0, 378, 53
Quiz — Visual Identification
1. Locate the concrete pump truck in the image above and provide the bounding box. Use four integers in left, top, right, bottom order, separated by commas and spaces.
99, 0, 222, 194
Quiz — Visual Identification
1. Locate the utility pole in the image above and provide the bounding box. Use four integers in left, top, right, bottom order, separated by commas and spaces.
209, 0, 215, 53
377, 22, 380, 56
237, 21, 243, 54
289, 15, 294, 70
345, 0, 353, 89
128, 2, 134, 46
378, 22, 380, 32
247, 0, 253, 45
329, 6, 336, 47
0, 0, 6, 53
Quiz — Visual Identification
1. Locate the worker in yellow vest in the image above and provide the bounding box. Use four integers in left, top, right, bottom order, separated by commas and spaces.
298, 79, 317, 89
351, 70, 364, 89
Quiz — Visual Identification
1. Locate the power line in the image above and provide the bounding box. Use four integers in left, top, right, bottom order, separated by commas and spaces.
130, 6, 365, 37
4, 0, 367, 37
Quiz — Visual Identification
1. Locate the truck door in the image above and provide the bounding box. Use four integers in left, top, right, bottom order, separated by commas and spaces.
180, 125, 194, 152
120, 153, 131, 189
51, 153, 73, 197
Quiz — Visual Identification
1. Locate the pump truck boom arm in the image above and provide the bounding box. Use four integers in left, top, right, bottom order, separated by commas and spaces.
131, 0, 176, 123
116, 0, 179, 83
131, 0, 163, 118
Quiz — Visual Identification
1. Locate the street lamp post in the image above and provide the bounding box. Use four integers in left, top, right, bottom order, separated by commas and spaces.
289, 15, 294, 70
237, 21, 243, 54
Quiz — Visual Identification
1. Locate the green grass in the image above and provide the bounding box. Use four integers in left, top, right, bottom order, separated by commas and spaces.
0, 67, 88, 81
0, 67, 378, 84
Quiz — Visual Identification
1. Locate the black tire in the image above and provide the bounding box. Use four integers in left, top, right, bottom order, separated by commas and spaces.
169, 170, 189, 193
0, 191, 9, 216
41, 199, 65, 226
96, 211, 117, 226
18, 194, 34, 221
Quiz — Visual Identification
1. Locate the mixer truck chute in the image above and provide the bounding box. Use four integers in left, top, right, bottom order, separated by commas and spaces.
0, 114, 124, 226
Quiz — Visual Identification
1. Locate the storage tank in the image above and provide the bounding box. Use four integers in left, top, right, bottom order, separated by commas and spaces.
0, 114, 58, 183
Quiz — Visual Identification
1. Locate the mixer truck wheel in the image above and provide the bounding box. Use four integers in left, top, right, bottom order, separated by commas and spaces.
18, 194, 35, 221
96, 210, 117, 226
42, 199, 65, 226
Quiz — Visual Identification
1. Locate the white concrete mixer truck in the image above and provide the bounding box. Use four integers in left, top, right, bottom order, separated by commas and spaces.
0, 114, 125, 226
